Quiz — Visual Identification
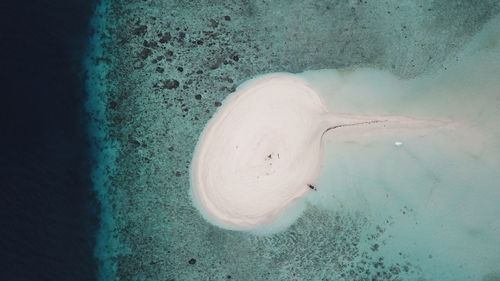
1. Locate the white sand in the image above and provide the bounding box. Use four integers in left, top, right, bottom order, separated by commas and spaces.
190, 73, 445, 231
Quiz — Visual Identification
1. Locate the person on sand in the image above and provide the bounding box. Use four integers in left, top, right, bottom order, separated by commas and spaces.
307, 184, 317, 191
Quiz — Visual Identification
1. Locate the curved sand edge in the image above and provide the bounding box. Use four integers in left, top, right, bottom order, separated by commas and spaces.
190, 73, 330, 231
190, 73, 447, 232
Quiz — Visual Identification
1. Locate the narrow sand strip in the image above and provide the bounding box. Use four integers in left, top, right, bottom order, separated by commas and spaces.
190, 73, 445, 230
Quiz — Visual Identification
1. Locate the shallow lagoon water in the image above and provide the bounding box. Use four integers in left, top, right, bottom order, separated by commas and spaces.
86, 1, 500, 280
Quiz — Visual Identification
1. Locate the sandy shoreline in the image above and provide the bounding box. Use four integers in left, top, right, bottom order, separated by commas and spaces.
191, 74, 327, 230
190, 73, 447, 231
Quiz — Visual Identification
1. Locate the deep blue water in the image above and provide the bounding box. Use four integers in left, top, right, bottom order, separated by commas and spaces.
0, 0, 98, 280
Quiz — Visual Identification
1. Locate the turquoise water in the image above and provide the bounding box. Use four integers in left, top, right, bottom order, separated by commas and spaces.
85, 0, 122, 280
86, 1, 500, 280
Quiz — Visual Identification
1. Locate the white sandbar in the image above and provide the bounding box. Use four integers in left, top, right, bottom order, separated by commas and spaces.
190, 73, 443, 231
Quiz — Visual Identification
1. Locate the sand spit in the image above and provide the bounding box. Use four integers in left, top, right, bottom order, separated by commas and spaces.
190, 73, 444, 231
